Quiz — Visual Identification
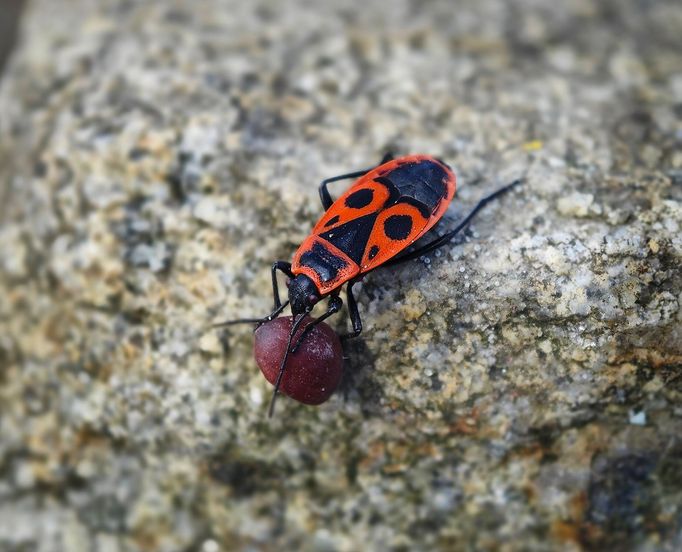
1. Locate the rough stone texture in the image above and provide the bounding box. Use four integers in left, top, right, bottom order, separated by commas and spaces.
1, 1, 681, 550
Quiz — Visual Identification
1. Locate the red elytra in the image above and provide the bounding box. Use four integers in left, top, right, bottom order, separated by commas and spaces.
254, 316, 343, 405
291, 155, 456, 294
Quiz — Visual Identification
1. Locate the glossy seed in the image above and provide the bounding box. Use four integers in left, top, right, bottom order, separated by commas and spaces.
254, 316, 343, 405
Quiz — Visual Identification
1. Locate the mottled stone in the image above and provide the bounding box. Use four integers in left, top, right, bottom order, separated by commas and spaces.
0, 0, 681, 551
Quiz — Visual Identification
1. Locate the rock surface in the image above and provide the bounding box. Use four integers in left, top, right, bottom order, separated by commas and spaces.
1, 0, 680, 550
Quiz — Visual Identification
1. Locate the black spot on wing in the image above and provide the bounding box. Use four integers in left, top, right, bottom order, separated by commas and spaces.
299, 242, 349, 283
368, 245, 379, 259
320, 212, 377, 264
345, 188, 374, 209
384, 214, 413, 241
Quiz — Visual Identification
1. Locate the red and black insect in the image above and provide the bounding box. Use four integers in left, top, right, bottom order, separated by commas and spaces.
217, 153, 520, 415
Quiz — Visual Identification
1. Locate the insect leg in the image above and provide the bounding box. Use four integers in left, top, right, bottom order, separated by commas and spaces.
379, 151, 394, 164
271, 261, 293, 309
319, 169, 373, 209
290, 295, 343, 353
341, 279, 363, 340
384, 179, 522, 266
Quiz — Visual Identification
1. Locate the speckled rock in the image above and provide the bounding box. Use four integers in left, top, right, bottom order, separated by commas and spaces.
1, 1, 681, 551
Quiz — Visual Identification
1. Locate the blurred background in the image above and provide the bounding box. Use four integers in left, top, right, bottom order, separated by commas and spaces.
1, 1, 680, 551
0, 0, 24, 75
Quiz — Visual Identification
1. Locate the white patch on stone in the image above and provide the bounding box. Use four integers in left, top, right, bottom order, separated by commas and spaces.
629, 410, 646, 426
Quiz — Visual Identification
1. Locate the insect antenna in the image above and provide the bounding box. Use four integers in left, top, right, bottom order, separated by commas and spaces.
210, 301, 290, 328
267, 313, 307, 417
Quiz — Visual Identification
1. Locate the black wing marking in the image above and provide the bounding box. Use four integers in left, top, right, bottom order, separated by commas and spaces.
318, 212, 379, 264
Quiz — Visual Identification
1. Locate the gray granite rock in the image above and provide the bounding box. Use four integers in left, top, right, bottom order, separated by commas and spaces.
1, 0, 681, 550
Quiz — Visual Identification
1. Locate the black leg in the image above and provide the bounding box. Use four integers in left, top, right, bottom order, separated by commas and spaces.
317, 153, 395, 209
342, 280, 363, 339
290, 296, 343, 353
271, 261, 293, 309
319, 169, 373, 209
379, 151, 394, 164
383, 179, 522, 267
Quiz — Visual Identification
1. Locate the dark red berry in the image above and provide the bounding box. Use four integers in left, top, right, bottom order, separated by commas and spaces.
254, 316, 343, 405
